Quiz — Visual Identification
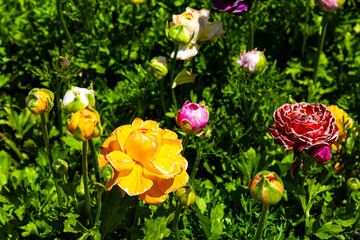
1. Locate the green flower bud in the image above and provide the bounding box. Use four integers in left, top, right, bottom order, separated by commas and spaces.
26, 88, 54, 114
150, 56, 169, 79
175, 185, 196, 207
236, 49, 267, 74
100, 164, 114, 182
62, 85, 95, 114
166, 25, 193, 45
250, 171, 284, 205
52, 158, 69, 174
347, 178, 360, 192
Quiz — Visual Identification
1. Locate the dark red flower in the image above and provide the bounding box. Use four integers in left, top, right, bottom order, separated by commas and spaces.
266, 103, 339, 154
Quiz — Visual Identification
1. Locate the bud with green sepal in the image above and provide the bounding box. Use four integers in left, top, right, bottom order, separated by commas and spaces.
347, 178, 360, 193
100, 165, 114, 182
166, 24, 194, 45
150, 56, 169, 79
62, 84, 95, 113
53, 158, 69, 174
236, 49, 267, 74
250, 171, 284, 205
26, 88, 54, 114
175, 185, 196, 207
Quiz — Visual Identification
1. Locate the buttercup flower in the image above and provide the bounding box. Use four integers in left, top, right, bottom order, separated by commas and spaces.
66, 108, 103, 141
62, 85, 95, 113
266, 103, 339, 163
250, 171, 283, 205
150, 56, 169, 79
26, 88, 54, 114
236, 49, 267, 74
327, 105, 353, 151
170, 7, 225, 61
175, 101, 209, 134
317, 0, 345, 12
212, 0, 254, 15
98, 118, 189, 205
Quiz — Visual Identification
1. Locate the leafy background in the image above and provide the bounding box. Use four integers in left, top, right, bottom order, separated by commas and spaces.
1, 0, 360, 239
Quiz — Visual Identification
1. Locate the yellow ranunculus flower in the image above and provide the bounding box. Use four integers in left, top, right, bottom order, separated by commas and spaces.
98, 118, 189, 205
67, 108, 102, 141
327, 105, 353, 151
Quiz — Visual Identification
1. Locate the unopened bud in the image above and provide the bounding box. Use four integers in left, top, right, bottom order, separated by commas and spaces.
176, 185, 196, 207
52, 158, 69, 174
100, 165, 114, 182
167, 25, 193, 45
236, 49, 267, 74
347, 178, 360, 192
250, 171, 283, 205
150, 56, 169, 79
26, 88, 54, 114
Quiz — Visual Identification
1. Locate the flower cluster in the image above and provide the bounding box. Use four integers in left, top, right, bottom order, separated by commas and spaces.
267, 103, 339, 164
98, 118, 189, 204
169, 7, 225, 61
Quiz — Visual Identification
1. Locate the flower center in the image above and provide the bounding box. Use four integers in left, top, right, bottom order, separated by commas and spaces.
188, 103, 199, 110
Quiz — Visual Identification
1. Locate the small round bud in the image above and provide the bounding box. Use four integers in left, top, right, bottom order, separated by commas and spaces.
236, 49, 267, 74
309, 145, 332, 165
250, 171, 284, 205
176, 185, 196, 207
167, 25, 193, 45
52, 158, 69, 174
100, 165, 114, 182
347, 178, 360, 192
58, 56, 70, 67
66, 108, 103, 141
62, 85, 95, 114
175, 101, 209, 134
317, 0, 346, 12
150, 56, 169, 79
26, 88, 54, 114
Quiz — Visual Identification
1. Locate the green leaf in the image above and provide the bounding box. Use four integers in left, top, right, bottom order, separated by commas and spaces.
210, 205, 224, 239
143, 216, 170, 240
20, 222, 39, 237
64, 213, 88, 234
0, 151, 12, 190
61, 134, 82, 150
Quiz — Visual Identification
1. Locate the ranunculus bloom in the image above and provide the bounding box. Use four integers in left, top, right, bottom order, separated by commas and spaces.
317, 0, 345, 12
170, 7, 225, 61
236, 49, 267, 74
309, 145, 331, 164
98, 118, 189, 205
26, 88, 54, 114
175, 101, 209, 134
327, 105, 353, 151
266, 103, 339, 156
66, 108, 103, 141
212, 0, 254, 15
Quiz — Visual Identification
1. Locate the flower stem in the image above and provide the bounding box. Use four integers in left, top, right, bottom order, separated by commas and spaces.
246, 11, 254, 51
181, 134, 191, 154
95, 189, 103, 224
82, 140, 94, 226
170, 44, 179, 110
56, 0, 74, 44
55, 80, 64, 149
190, 149, 201, 180
40, 113, 63, 206
127, 4, 137, 62
0, 132, 22, 164
254, 204, 269, 240
89, 139, 100, 182
309, 12, 330, 102
173, 203, 182, 240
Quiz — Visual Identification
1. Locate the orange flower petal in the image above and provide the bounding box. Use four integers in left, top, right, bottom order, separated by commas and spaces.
113, 125, 132, 151
139, 181, 168, 205
132, 118, 144, 130
140, 120, 159, 132
105, 168, 132, 190
118, 164, 153, 196
142, 162, 182, 180
98, 148, 111, 169
106, 150, 135, 171
102, 133, 117, 148
161, 129, 178, 139
158, 168, 189, 194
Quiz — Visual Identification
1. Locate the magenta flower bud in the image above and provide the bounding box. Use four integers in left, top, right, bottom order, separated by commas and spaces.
310, 145, 332, 165
317, 0, 345, 12
175, 101, 209, 134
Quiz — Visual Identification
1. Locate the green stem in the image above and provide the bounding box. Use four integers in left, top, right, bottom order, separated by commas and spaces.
95, 190, 103, 224
40, 114, 63, 206
173, 204, 182, 240
160, 76, 171, 126
127, 4, 137, 62
170, 44, 179, 110
0, 132, 22, 164
55, 80, 64, 149
82, 140, 94, 226
189, 149, 201, 180
310, 12, 330, 101
246, 12, 254, 51
56, 0, 74, 44
254, 204, 269, 240
301, 0, 311, 58
89, 139, 100, 182
181, 134, 191, 155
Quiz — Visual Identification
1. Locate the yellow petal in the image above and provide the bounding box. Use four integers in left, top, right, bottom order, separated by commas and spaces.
102, 133, 117, 148
158, 168, 189, 194
106, 150, 135, 171
124, 129, 158, 163
161, 129, 178, 139
113, 125, 132, 151
118, 164, 153, 196
98, 148, 111, 169
141, 120, 159, 132
132, 118, 144, 130
105, 167, 132, 190
142, 162, 182, 180
139, 181, 168, 205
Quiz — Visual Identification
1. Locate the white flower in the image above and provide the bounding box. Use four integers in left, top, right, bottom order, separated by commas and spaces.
62, 86, 95, 113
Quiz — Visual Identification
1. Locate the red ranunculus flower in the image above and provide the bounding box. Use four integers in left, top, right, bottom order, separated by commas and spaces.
266, 103, 339, 154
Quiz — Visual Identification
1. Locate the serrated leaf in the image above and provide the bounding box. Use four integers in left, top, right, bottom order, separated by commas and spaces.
0, 151, 12, 190
143, 216, 170, 240
64, 213, 88, 234
210, 205, 224, 238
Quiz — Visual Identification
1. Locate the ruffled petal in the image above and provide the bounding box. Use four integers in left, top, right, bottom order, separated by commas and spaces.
118, 164, 153, 196
139, 181, 168, 205
161, 129, 178, 140
106, 150, 136, 171
98, 148, 111, 169
113, 125, 132, 150
158, 168, 189, 194
132, 118, 144, 130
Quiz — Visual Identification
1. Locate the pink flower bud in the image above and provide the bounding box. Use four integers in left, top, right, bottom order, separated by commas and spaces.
310, 145, 332, 165
317, 0, 345, 12
175, 101, 209, 134
236, 49, 267, 74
